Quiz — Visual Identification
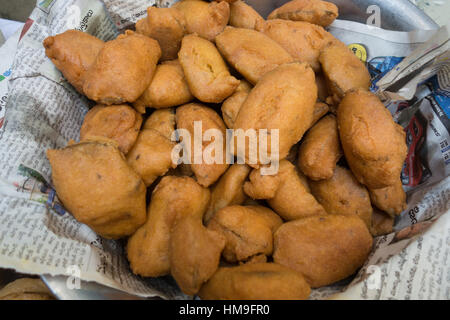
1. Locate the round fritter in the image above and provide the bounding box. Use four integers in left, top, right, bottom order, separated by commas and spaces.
309, 166, 373, 228
47, 139, 146, 239
268, 0, 338, 27
215, 26, 294, 85
273, 215, 373, 288
298, 114, 342, 180
198, 263, 311, 300
127, 176, 210, 277
43, 30, 104, 94
83, 31, 161, 105
337, 89, 407, 189
80, 104, 142, 154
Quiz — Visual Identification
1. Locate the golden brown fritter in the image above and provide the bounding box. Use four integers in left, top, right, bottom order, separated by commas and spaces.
133, 60, 193, 113
309, 166, 373, 228
319, 41, 371, 103
337, 89, 407, 189
198, 263, 311, 300
83, 31, 161, 105
173, 0, 230, 41
256, 19, 335, 72
207, 205, 282, 263
43, 30, 104, 94
311, 102, 329, 126
273, 215, 373, 287
126, 109, 176, 186
233, 62, 317, 166
127, 176, 210, 277
298, 114, 342, 180
176, 103, 230, 187
170, 216, 225, 295
229, 0, 264, 30
79, 104, 142, 154
135, 7, 186, 61
315, 71, 329, 102
47, 139, 146, 239
221, 80, 252, 129
370, 208, 395, 237
0, 279, 55, 300
215, 26, 294, 85
204, 163, 251, 223
268, 0, 338, 27
369, 179, 407, 217
178, 34, 239, 103
244, 159, 326, 220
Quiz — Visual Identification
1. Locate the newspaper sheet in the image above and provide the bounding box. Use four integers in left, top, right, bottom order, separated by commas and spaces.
0, 0, 448, 300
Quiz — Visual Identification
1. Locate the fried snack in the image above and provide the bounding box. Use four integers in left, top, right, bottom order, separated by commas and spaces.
215, 26, 294, 84
170, 216, 225, 295
135, 7, 186, 61
173, 0, 230, 41
298, 114, 342, 180
0, 278, 55, 300
309, 166, 373, 228
315, 71, 329, 102
229, 0, 264, 30
79, 104, 142, 154
268, 0, 338, 27
47, 139, 146, 239
204, 163, 251, 223
244, 159, 326, 220
234, 62, 317, 165
370, 208, 394, 237
43, 30, 104, 94
369, 179, 407, 217
221, 80, 252, 128
256, 19, 335, 72
133, 60, 193, 113
198, 263, 311, 300
178, 34, 239, 103
273, 215, 373, 287
127, 109, 176, 186
319, 41, 371, 103
127, 176, 210, 277
338, 89, 407, 189
176, 103, 229, 187
207, 205, 282, 263
83, 31, 161, 105
311, 102, 329, 126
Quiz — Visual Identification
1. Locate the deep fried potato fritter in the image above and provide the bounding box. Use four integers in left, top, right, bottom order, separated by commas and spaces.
268, 0, 338, 27
176, 103, 230, 187
244, 159, 326, 220
178, 34, 239, 103
173, 0, 230, 41
229, 0, 264, 30
273, 215, 373, 287
170, 216, 225, 295
370, 208, 395, 237
80, 104, 142, 154
43, 30, 104, 94
221, 80, 252, 128
215, 26, 294, 84
207, 205, 282, 263
369, 179, 407, 217
47, 139, 146, 239
135, 7, 186, 61
127, 176, 210, 277
83, 31, 161, 105
298, 114, 342, 180
309, 166, 373, 228
198, 263, 311, 300
133, 60, 193, 112
256, 19, 335, 72
337, 89, 407, 189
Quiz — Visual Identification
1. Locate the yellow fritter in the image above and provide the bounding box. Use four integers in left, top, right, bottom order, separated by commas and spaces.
79, 104, 142, 154
198, 263, 311, 300
83, 30, 161, 105
215, 26, 294, 84
178, 34, 239, 103
47, 139, 146, 239
221, 80, 252, 128
273, 215, 373, 288
229, 0, 264, 30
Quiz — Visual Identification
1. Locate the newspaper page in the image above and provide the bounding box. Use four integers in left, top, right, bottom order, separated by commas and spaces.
0, 0, 448, 300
